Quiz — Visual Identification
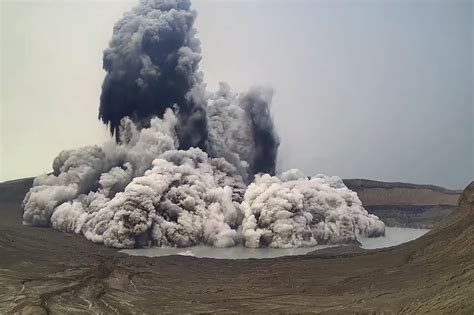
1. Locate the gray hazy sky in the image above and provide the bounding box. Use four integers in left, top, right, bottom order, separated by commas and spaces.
1, 0, 472, 189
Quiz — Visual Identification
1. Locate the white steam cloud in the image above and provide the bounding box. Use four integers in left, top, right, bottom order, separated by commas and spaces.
241, 170, 385, 248
23, 110, 385, 249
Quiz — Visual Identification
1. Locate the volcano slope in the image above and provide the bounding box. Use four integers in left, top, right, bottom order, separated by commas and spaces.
0, 179, 472, 313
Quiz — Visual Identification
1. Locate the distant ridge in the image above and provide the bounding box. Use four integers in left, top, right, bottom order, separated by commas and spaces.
343, 178, 462, 194
343, 178, 462, 228
0, 177, 34, 203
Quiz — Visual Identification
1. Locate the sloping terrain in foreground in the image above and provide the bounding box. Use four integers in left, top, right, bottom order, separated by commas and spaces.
0, 180, 472, 313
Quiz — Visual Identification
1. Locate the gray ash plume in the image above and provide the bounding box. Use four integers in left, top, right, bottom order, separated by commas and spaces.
21, 0, 386, 249
98, 0, 208, 150
98, 0, 279, 177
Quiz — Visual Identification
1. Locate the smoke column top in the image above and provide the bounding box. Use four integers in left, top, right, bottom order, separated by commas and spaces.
99, 0, 207, 149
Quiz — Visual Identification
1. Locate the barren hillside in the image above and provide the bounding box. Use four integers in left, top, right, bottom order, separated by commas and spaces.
344, 179, 462, 227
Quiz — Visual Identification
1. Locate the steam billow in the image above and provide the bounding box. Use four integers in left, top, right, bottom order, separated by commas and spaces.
22, 0, 385, 249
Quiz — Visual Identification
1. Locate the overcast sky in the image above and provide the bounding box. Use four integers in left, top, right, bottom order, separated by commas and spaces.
1, 0, 472, 189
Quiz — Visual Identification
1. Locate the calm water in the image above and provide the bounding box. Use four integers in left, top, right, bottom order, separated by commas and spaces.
359, 226, 430, 249
121, 227, 430, 259
121, 244, 332, 259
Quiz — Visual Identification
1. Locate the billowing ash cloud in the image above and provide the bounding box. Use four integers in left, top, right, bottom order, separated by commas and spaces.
23, 115, 384, 248
51, 148, 246, 249
23, 110, 178, 227
241, 170, 385, 248
22, 114, 384, 249
98, 0, 279, 177
99, 0, 208, 149
22, 0, 385, 249
207, 83, 279, 180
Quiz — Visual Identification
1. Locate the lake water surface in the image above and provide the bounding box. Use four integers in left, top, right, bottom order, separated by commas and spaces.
121, 227, 430, 259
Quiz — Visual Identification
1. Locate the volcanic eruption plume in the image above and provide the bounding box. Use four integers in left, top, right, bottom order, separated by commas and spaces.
97, 0, 278, 177
22, 0, 385, 249
99, 0, 208, 151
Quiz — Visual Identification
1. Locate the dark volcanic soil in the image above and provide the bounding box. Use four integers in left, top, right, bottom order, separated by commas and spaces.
0, 181, 473, 313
